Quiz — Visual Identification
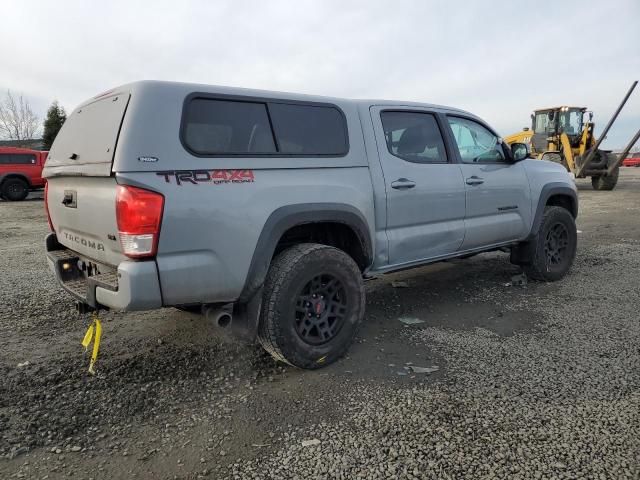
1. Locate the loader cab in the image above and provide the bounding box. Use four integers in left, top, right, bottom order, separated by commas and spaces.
530, 106, 586, 152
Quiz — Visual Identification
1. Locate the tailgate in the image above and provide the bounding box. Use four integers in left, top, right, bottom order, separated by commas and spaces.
43, 91, 130, 177
47, 176, 125, 267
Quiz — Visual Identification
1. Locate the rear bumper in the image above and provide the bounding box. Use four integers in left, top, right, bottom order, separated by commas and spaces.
45, 233, 163, 311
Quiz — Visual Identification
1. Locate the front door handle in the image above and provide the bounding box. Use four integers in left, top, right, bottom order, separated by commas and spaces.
391, 178, 416, 190
465, 176, 484, 186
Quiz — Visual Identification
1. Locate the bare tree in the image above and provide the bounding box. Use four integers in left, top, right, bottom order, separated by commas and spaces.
0, 90, 40, 141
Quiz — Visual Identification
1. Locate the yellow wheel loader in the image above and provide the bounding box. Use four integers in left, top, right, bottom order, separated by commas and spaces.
506, 81, 640, 191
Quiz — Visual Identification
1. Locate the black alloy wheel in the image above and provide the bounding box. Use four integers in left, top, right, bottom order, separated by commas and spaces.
294, 274, 347, 345
544, 222, 569, 267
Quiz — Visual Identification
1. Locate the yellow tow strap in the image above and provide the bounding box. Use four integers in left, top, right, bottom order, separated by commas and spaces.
81, 314, 102, 375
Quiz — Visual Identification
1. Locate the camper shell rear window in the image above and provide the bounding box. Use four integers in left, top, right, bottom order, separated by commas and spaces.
181, 94, 349, 157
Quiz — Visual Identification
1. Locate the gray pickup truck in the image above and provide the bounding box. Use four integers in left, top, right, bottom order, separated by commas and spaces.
44, 81, 578, 368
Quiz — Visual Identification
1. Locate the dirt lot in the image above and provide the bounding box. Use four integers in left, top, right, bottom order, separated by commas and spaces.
1, 169, 639, 479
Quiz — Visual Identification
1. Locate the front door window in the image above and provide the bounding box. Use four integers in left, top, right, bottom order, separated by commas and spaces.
447, 117, 506, 163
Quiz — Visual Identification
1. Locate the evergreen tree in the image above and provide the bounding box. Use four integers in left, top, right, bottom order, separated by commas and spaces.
42, 101, 66, 150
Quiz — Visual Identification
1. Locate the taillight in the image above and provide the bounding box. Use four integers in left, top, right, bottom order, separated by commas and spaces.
115, 185, 164, 259
44, 181, 54, 231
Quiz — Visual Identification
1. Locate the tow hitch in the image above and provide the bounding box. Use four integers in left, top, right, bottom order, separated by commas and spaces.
75, 301, 96, 315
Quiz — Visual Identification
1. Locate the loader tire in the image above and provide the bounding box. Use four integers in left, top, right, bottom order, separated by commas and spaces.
591, 166, 619, 191
258, 243, 365, 369
523, 206, 577, 282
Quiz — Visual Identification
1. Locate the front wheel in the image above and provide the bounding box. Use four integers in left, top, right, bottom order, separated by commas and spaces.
523, 206, 577, 282
258, 243, 365, 369
591, 166, 619, 191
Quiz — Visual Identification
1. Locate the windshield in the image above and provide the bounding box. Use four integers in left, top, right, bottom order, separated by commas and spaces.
534, 112, 553, 134
558, 109, 583, 135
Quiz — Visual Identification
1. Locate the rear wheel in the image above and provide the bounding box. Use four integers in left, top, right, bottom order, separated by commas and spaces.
258, 243, 365, 369
591, 166, 619, 191
1, 178, 29, 201
523, 206, 577, 281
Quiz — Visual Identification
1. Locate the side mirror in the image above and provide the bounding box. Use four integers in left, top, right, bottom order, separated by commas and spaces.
511, 142, 529, 162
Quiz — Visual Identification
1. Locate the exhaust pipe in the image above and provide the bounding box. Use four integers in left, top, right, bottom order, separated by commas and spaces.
202, 291, 263, 341
203, 304, 233, 329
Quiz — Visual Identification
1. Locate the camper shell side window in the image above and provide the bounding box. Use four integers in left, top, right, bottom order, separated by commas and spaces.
181, 94, 349, 157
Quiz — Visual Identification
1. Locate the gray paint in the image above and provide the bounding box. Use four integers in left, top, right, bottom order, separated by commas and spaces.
95, 260, 162, 310
46, 176, 123, 267
368, 105, 466, 265
45, 92, 130, 176
43, 80, 577, 312
458, 161, 531, 250
239, 203, 372, 302
528, 182, 578, 238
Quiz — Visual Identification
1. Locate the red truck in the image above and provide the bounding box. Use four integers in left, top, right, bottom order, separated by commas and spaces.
0, 147, 48, 201
622, 152, 640, 167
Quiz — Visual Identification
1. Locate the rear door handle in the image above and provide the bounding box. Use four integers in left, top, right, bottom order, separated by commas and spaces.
465, 176, 484, 186
391, 178, 416, 190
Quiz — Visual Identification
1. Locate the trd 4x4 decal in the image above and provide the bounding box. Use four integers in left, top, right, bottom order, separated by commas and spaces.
157, 170, 255, 185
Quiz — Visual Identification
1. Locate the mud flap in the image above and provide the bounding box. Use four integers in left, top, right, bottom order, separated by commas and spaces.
510, 239, 536, 266
231, 287, 263, 342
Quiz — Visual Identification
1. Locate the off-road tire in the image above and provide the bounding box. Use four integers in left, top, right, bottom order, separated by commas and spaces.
1, 178, 29, 201
523, 206, 577, 281
258, 243, 365, 369
591, 166, 619, 191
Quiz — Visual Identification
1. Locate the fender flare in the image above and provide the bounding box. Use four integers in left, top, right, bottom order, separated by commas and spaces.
239, 203, 373, 302
527, 183, 578, 239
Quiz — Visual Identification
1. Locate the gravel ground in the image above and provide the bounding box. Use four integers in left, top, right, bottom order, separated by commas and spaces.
1, 170, 639, 479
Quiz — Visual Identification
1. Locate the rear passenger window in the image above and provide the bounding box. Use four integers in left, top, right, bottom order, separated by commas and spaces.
380, 111, 447, 163
269, 103, 348, 155
0, 154, 37, 164
182, 96, 348, 156
183, 98, 276, 154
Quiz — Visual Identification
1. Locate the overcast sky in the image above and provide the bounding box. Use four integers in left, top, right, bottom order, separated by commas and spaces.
2, 0, 639, 148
